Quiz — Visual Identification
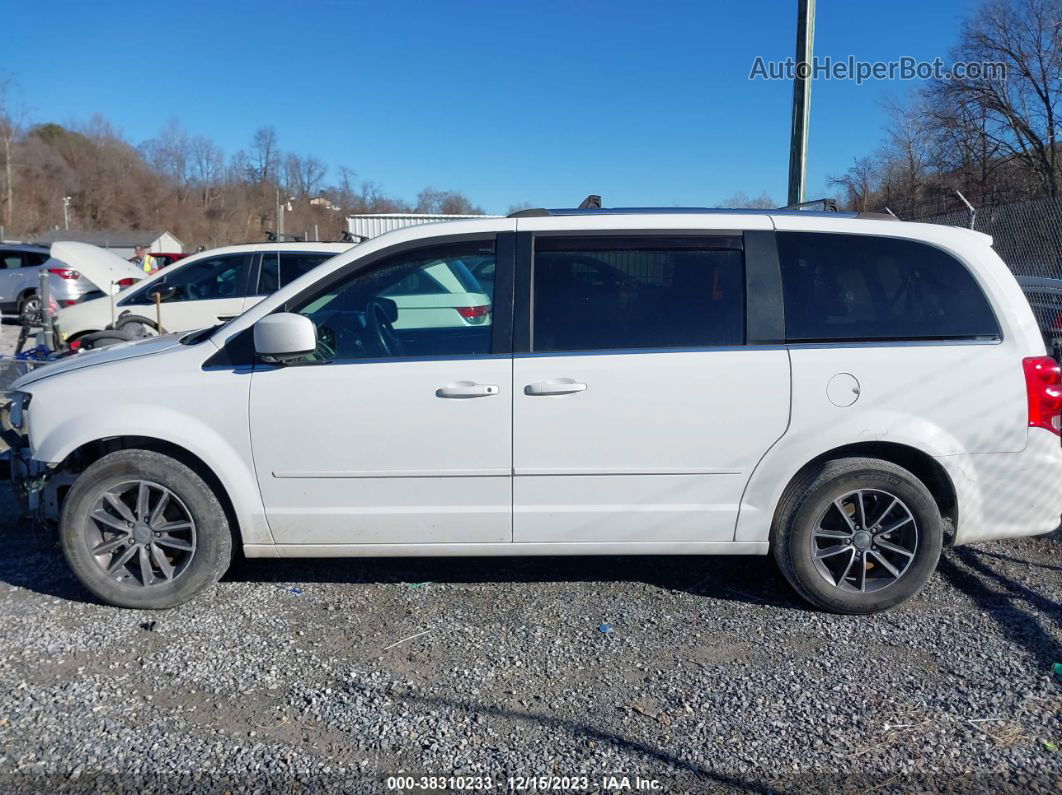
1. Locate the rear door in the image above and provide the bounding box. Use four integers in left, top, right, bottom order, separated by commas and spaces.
248, 249, 341, 309
511, 227, 791, 544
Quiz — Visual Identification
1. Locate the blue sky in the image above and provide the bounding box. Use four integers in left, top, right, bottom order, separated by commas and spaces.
5, 0, 979, 213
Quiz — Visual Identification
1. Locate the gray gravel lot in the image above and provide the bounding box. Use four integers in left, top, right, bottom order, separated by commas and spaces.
0, 487, 1059, 794
0, 320, 1060, 793
1, 321, 22, 357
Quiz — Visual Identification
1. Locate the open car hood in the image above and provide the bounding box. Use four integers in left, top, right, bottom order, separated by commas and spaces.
47, 241, 146, 292
10, 334, 184, 389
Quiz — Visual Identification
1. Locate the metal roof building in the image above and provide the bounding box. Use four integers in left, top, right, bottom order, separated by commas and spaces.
33, 229, 184, 258
346, 213, 495, 240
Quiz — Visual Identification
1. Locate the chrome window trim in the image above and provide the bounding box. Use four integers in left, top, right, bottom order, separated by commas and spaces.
514, 344, 785, 359
251, 338, 1000, 368
785, 338, 1002, 350
255, 352, 511, 369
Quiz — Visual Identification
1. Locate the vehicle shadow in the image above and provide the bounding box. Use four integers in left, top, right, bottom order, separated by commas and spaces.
0, 513, 803, 610
937, 544, 1062, 669
391, 689, 776, 793
225, 552, 807, 610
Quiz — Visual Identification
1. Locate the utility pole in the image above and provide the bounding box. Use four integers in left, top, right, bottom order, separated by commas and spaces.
787, 0, 816, 206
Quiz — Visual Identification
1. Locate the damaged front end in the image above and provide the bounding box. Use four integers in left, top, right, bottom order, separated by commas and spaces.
2, 392, 71, 524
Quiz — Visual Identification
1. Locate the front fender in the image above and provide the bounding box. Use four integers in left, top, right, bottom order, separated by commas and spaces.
24, 362, 273, 545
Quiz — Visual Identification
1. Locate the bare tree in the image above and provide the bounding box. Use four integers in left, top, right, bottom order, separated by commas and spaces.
0, 73, 27, 231
415, 186, 483, 215
720, 191, 776, 208
828, 157, 880, 211
284, 153, 327, 198
937, 0, 1062, 197
142, 119, 192, 204
189, 135, 223, 208
245, 126, 280, 186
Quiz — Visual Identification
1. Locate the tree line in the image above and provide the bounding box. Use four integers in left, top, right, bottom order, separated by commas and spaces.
0, 80, 490, 248
829, 0, 1062, 218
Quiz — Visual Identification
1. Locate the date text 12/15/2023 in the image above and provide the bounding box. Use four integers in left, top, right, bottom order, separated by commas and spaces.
385, 775, 663, 791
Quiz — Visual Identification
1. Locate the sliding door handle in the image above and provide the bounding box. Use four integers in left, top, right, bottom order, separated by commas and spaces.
524, 380, 587, 396
436, 382, 499, 399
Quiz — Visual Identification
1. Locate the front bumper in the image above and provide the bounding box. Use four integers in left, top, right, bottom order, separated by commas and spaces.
940, 430, 1062, 545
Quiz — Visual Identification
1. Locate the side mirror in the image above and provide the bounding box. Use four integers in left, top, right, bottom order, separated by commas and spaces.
254, 313, 317, 363
149, 285, 177, 302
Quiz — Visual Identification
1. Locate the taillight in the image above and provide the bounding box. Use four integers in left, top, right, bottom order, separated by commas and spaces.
48, 267, 80, 280
1023, 356, 1062, 435
69, 339, 81, 351
59, 299, 77, 307
117, 277, 139, 287
456, 305, 490, 324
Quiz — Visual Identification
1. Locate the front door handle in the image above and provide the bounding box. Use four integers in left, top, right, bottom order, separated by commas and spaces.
524, 380, 587, 396
436, 382, 500, 399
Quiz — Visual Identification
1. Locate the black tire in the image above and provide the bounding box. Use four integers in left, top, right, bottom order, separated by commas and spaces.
113, 314, 160, 336
60, 449, 233, 609
772, 457, 943, 614
77, 329, 141, 350
18, 292, 39, 324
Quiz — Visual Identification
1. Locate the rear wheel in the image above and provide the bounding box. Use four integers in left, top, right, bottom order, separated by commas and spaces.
773, 457, 943, 614
18, 292, 39, 324
61, 449, 232, 609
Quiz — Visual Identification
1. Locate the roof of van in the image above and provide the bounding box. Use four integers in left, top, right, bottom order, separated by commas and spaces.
508, 206, 893, 220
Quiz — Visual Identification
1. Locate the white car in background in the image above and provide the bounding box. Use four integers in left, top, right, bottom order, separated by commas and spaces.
56, 242, 353, 343
57, 242, 492, 345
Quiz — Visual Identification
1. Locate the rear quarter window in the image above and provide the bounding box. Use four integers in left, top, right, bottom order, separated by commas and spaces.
777, 232, 1000, 342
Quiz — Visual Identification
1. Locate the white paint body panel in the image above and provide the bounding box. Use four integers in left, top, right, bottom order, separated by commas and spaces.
512, 349, 790, 542
249, 357, 513, 544
13, 213, 1062, 563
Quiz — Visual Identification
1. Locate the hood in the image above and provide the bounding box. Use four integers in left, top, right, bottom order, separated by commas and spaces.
11, 334, 185, 390
47, 241, 146, 292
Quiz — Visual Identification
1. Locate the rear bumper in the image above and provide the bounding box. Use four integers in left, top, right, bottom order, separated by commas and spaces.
939, 430, 1062, 545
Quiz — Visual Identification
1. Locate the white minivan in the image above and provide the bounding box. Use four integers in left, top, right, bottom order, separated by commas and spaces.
6, 208, 1062, 613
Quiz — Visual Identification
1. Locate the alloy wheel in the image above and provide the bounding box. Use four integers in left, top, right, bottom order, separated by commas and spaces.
811, 488, 918, 593
85, 480, 197, 587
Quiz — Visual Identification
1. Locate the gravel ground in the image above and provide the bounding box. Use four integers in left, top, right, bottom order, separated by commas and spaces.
0, 482, 1059, 793
1, 321, 22, 357
0, 321, 1060, 792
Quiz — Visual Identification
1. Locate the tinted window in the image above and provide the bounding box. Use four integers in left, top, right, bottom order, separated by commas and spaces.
1, 253, 22, 269
532, 237, 745, 352
257, 251, 334, 295
123, 253, 251, 305
777, 232, 1000, 342
290, 241, 495, 362
25, 252, 49, 267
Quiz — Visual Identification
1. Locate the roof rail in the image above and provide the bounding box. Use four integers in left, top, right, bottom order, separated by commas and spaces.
777, 198, 839, 212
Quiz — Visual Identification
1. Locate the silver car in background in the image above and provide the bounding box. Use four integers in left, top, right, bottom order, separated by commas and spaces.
0, 244, 52, 321
41, 242, 147, 315
1, 241, 145, 323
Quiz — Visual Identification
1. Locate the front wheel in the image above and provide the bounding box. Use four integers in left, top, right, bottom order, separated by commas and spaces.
773, 457, 943, 614
61, 449, 232, 609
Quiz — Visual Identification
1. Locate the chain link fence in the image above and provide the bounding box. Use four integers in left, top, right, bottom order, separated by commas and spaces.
914, 196, 1062, 342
